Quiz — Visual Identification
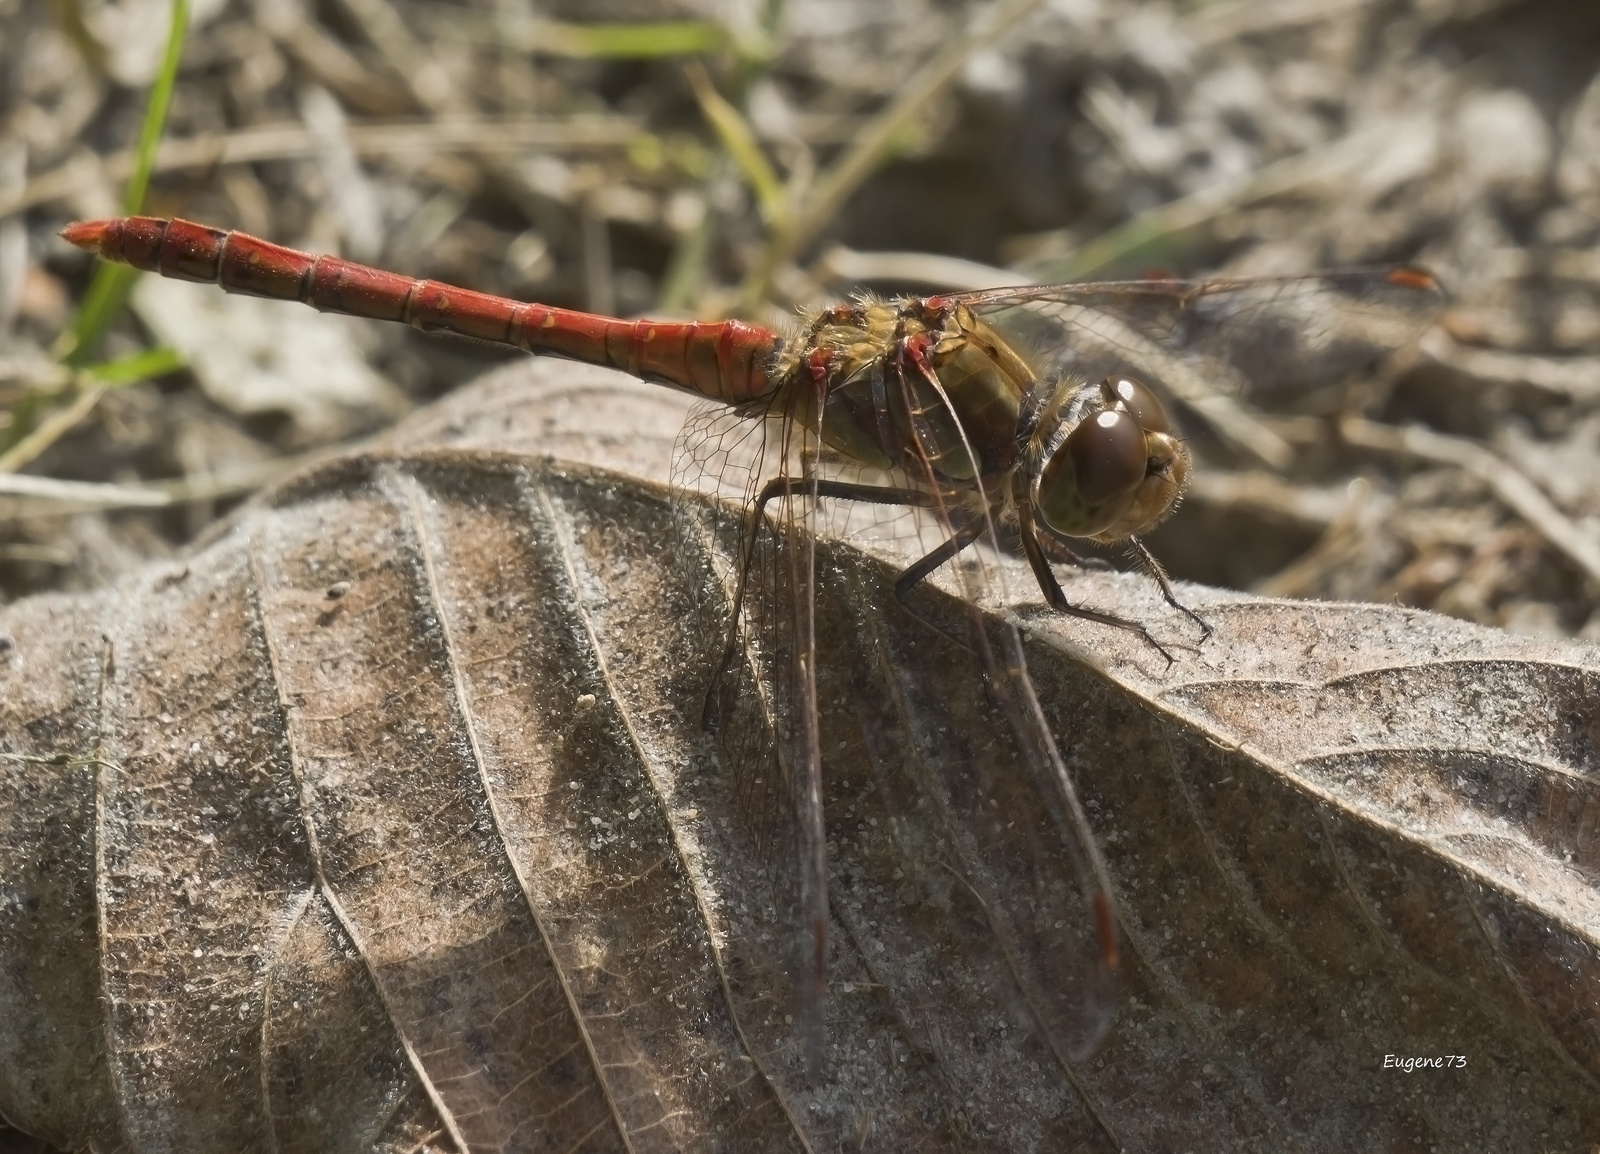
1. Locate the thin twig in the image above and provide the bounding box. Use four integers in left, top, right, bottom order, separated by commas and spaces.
0, 385, 106, 473
0, 470, 167, 507
1340, 416, 1600, 586
0, 445, 340, 518
5, 117, 639, 221
1020, 73, 1456, 281
738, 0, 1047, 309
0, 750, 124, 772
1420, 329, 1600, 403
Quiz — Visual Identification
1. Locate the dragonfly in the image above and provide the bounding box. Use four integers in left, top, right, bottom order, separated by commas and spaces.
59, 215, 1445, 1071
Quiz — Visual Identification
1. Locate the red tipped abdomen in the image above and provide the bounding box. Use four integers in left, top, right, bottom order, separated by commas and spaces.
61, 216, 781, 403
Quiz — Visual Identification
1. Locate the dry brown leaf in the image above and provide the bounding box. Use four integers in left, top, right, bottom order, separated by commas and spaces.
2, 360, 1597, 1152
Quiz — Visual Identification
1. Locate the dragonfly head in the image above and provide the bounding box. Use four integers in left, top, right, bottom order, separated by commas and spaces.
1029, 376, 1190, 541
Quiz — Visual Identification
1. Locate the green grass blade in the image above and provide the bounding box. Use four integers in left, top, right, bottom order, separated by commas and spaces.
685, 61, 785, 226
120, 0, 188, 216
537, 20, 728, 58
82, 345, 186, 385
61, 263, 140, 367
61, 0, 188, 366
0, 347, 186, 464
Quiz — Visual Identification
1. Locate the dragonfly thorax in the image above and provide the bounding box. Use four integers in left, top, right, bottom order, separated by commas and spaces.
778, 298, 1035, 487
1026, 375, 1190, 542
774, 295, 1188, 543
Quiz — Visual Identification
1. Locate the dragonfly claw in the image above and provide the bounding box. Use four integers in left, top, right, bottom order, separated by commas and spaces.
1139, 628, 1178, 668
1170, 600, 1213, 644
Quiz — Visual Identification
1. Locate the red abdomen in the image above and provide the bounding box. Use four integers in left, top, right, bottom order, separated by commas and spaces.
61, 216, 782, 404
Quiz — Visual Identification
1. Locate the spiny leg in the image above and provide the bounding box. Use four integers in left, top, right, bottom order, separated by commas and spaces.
1125, 535, 1212, 641
704, 474, 953, 731
770, 476, 989, 656
891, 514, 988, 658
1017, 504, 1179, 665
703, 474, 797, 733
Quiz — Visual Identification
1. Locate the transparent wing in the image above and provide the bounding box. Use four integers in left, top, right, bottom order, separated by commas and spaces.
954, 267, 1444, 395
953, 268, 1446, 466
670, 393, 831, 1072
664, 267, 1445, 1076
837, 349, 1121, 1061
670, 367, 1121, 1069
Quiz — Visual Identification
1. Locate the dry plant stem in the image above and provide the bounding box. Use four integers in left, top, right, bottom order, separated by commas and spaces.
0, 360, 73, 402
320, 0, 584, 239
1030, 77, 1453, 281
684, 62, 784, 223
147, 446, 343, 504
0, 751, 122, 771
1421, 329, 1600, 403
0, 446, 340, 518
0, 472, 167, 508
48, 0, 111, 75
1340, 416, 1600, 586
0, 385, 106, 473
253, 0, 413, 113
1548, 247, 1600, 288
1252, 489, 1396, 598
260, 0, 616, 249
1185, 468, 1353, 530
4, 118, 639, 222
1184, 0, 1383, 47
812, 244, 1024, 292
332, 0, 469, 116
737, 0, 1047, 309
0, 542, 76, 564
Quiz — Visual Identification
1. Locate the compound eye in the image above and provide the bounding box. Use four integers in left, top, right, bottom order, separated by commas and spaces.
1062, 408, 1147, 505
1104, 376, 1170, 434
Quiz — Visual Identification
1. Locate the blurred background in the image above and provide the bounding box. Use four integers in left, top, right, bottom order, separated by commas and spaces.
3, 0, 1600, 638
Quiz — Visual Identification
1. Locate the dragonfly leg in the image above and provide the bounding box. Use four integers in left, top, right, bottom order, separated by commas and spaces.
892, 516, 988, 658
704, 474, 951, 732
785, 478, 988, 658
752, 475, 987, 657
701, 475, 804, 733
1125, 536, 1212, 641
1017, 508, 1179, 665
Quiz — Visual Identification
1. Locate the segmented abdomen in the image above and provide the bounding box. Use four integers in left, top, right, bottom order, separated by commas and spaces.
61, 216, 781, 404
